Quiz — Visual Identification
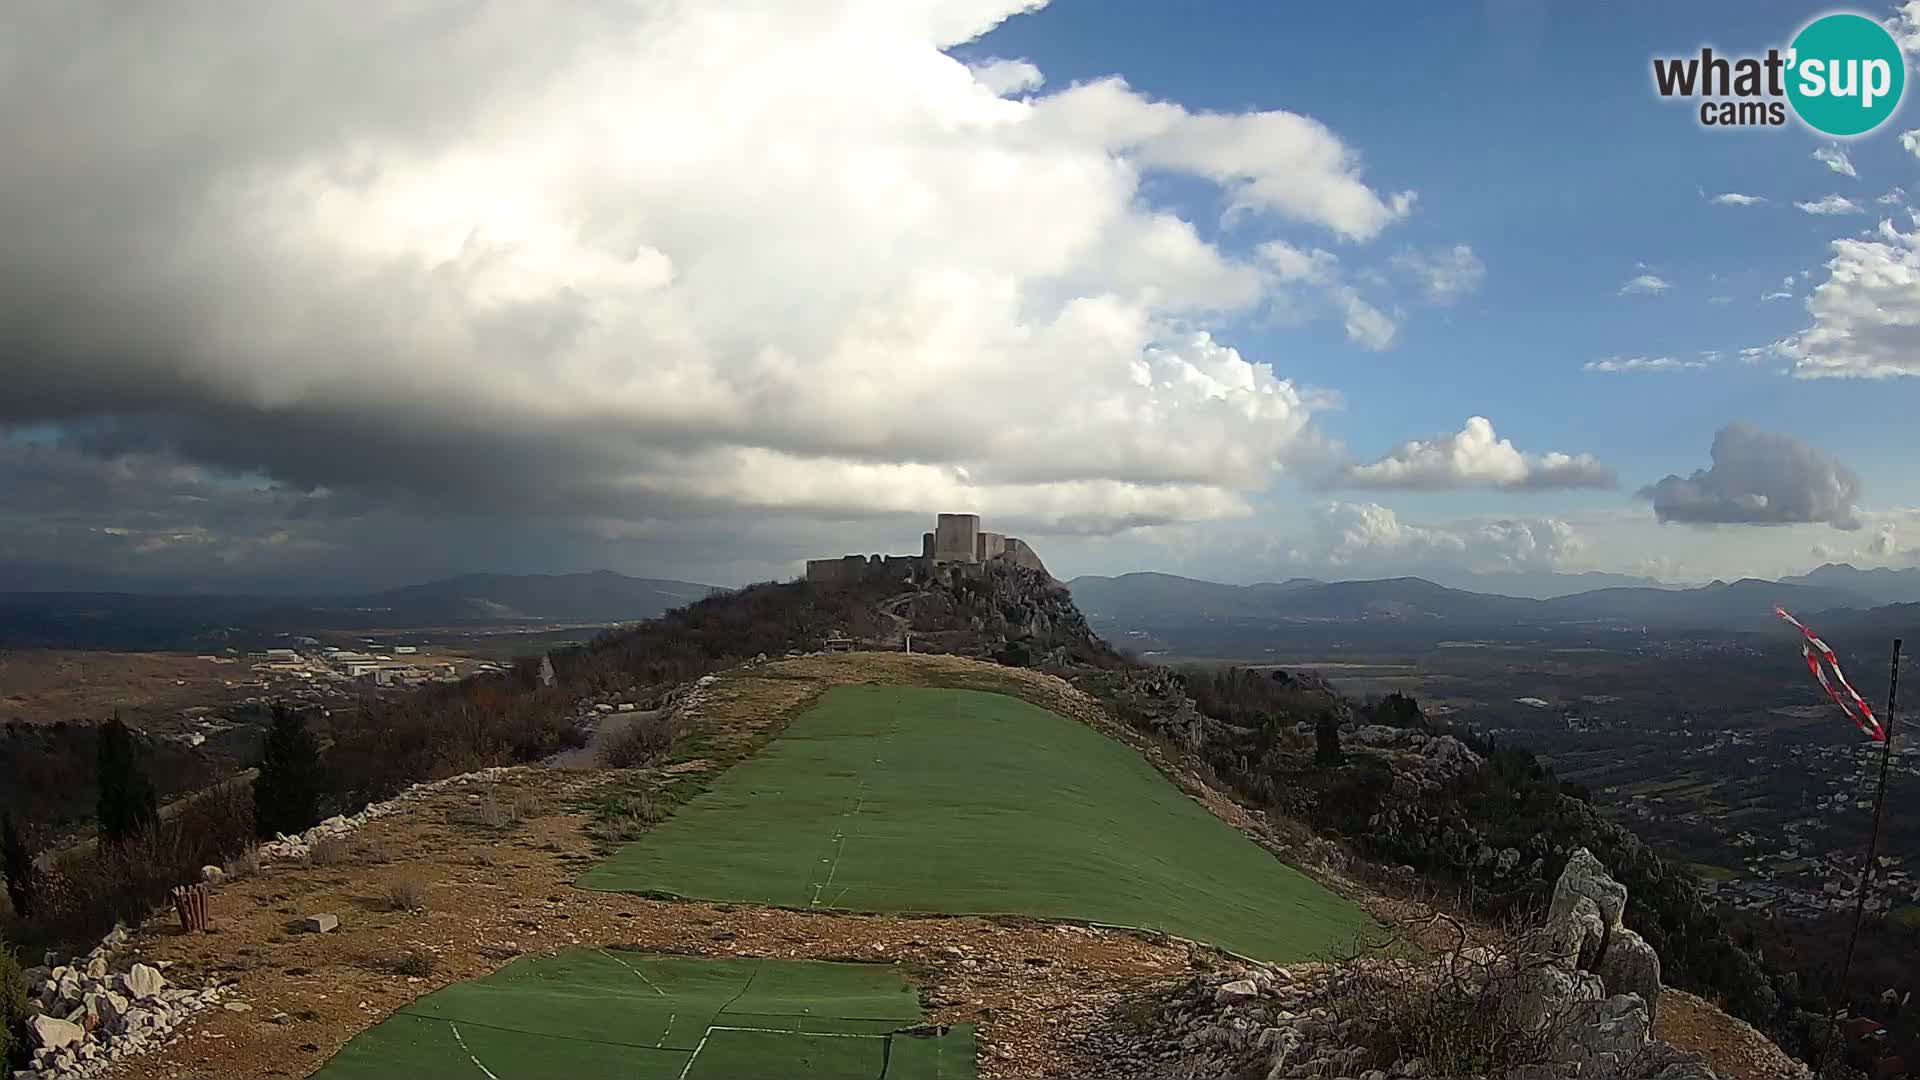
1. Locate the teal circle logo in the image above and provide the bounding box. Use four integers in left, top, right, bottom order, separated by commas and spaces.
1786, 13, 1905, 136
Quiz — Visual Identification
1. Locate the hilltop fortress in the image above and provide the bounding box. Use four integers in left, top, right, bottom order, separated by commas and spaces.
805, 513, 1049, 585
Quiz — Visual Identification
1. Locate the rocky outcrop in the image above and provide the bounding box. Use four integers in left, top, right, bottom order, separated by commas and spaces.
12, 927, 232, 1080
1089, 852, 1747, 1080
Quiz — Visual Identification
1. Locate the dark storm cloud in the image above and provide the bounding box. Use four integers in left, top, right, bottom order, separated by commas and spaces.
1638, 423, 1864, 530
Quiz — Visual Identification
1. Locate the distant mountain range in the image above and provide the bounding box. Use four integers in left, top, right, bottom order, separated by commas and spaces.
1776, 563, 1920, 605
0, 571, 719, 649
1066, 570, 1904, 635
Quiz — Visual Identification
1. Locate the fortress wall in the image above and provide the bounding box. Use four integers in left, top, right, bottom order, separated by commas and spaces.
997, 538, 1050, 578
975, 531, 1007, 560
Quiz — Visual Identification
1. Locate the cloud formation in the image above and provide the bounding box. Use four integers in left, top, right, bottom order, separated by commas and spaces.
1333, 417, 1617, 492
1776, 215, 1920, 378
1813, 145, 1857, 177
0, 0, 1420, 579
1280, 502, 1583, 574
1619, 274, 1670, 295
1582, 356, 1704, 373
1710, 192, 1766, 206
1639, 424, 1863, 530
1389, 244, 1485, 305
1797, 194, 1863, 215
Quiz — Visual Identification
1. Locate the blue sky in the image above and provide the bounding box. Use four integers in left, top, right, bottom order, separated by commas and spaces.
4, 0, 1918, 592
950, 1, 1920, 582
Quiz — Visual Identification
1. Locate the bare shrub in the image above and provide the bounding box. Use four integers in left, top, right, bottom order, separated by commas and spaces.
222, 848, 261, 881
28, 781, 255, 944
1318, 914, 1573, 1078
307, 837, 347, 867
385, 879, 428, 913
448, 788, 518, 831
511, 790, 541, 820
600, 715, 680, 769
392, 949, 437, 977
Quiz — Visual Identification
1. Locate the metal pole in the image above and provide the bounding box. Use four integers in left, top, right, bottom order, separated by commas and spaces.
1827, 638, 1901, 1071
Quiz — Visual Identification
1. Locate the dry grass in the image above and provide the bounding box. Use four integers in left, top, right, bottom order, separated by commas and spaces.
384, 879, 428, 913
307, 837, 347, 867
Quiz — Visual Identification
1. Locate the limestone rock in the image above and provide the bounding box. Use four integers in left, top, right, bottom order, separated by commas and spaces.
1596, 927, 1662, 1021
1214, 979, 1260, 1004
120, 963, 165, 1001
1550, 848, 1627, 930
29, 1014, 86, 1050
1549, 893, 1607, 970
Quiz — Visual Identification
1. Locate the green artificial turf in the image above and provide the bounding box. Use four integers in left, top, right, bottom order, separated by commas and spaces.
579, 685, 1374, 962
312, 951, 972, 1080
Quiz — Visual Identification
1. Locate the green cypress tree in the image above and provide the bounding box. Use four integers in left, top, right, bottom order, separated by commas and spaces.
0, 813, 32, 918
1314, 709, 1344, 767
96, 716, 158, 847
253, 705, 322, 840
0, 938, 27, 1072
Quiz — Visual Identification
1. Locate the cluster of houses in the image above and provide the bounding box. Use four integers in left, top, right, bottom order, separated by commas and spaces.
248, 642, 479, 689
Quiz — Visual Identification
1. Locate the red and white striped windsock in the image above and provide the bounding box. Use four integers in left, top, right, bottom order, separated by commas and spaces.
1775, 606, 1885, 742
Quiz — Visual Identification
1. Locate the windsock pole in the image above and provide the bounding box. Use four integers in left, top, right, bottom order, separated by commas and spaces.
1827, 638, 1901, 1070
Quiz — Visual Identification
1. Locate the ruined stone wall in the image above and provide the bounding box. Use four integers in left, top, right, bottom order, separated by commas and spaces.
975, 531, 1007, 560
996, 537, 1050, 578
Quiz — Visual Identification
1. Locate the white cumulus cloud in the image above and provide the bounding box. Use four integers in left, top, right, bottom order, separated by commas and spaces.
1710, 192, 1767, 206
0, 0, 1421, 551
1332, 416, 1617, 492
1282, 502, 1583, 574
1777, 215, 1920, 378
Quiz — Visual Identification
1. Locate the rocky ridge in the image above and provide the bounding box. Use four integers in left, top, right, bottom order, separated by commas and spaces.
1082, 850, 1802, 1080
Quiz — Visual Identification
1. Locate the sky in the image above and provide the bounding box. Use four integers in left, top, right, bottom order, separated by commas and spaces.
3, 0, 1920, 593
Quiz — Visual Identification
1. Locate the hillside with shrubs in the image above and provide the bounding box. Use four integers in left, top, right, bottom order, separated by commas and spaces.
0, 565, 1859, 1073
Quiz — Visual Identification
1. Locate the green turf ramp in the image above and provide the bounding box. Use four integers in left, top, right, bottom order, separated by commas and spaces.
580, 684, 1373, 961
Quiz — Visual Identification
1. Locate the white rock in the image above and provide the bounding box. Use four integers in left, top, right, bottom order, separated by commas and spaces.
1214, 979, 1260, 1004
29, 1014, 86, 1050
301, 913, 340, 933
120, 964, 165, 1001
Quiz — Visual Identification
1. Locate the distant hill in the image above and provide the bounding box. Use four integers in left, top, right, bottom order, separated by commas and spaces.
1538, 578, 1870, 629
341, 571, 717, 625
1068, 571, 1878, 634
0, 571, 720, 649
1777, 563, 1920, 606
1424, 569, 1680, 600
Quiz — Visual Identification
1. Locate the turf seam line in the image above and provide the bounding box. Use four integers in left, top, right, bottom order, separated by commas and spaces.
392, 1012, 691, 1051
598, 947, 671, 996
705, 1025, 887, 1039
448, 1023, 502, 1080
809, 697, 904, 909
